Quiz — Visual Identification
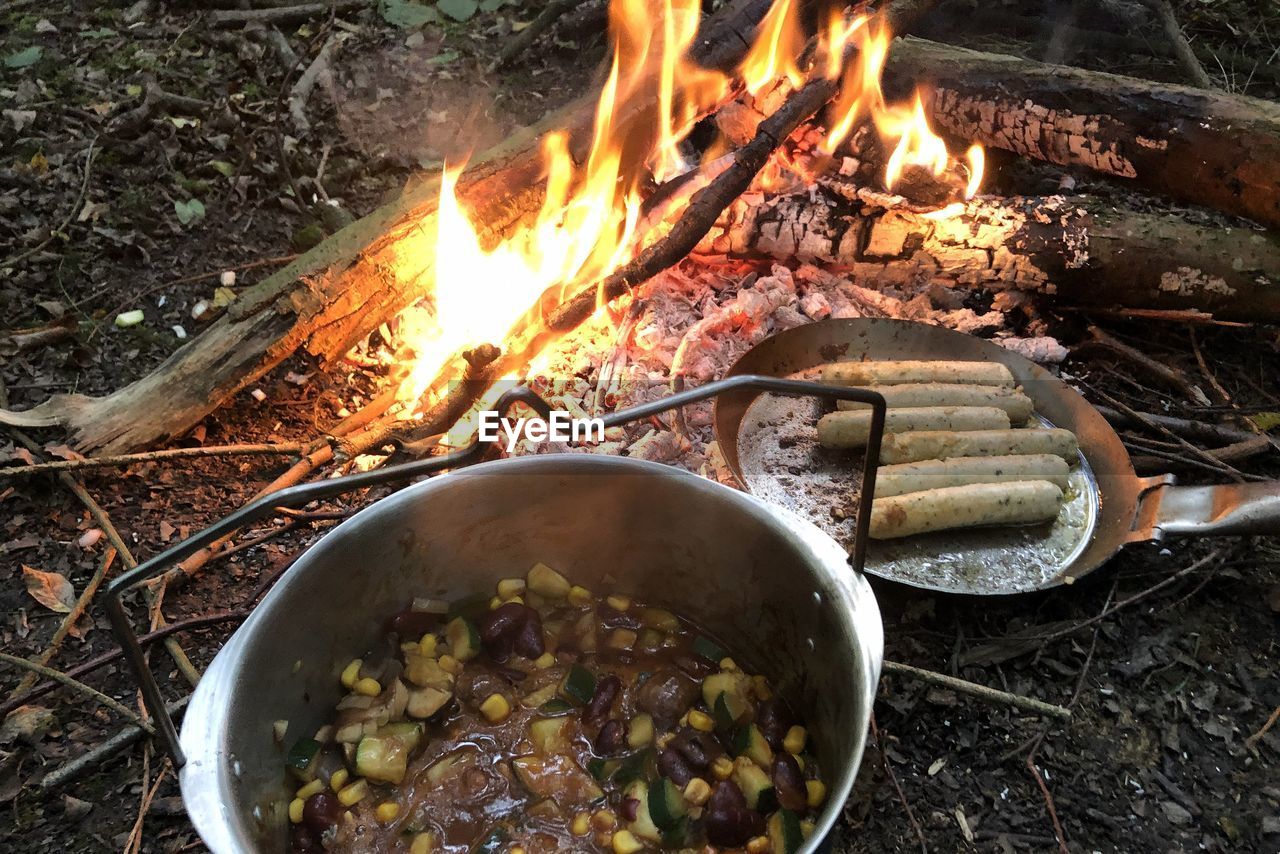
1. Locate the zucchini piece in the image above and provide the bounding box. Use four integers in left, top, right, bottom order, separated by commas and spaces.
611, 749, 652, 787
703, 672, 751, 723
623, 780, 662, 842
692, 635, 727, 663
355, 723, 422, 785
529, 717, 571, 755
586, 757, 620, 781
445, 617, 481, 662
647, 778, 688, 830
559, 664, 596, 706
768, 809, 804, 854
734, 760, 777, 812
285, 737, 321, 780
639, 608, 681, 632
733, 724, 775, 768
661, 816, 691, 848
713, 693, 736, 732
406, 686, 451, 719
527, 562, 571, 598
537, 698, 574, 715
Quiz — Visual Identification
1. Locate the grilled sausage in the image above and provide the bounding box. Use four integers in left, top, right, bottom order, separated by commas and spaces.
874, 454, 1071, 497
879, 428, 1079, 464
834, 382, 1035, 424
869, 480, 1064, 539
822, 359, 1015, 387
817, 406, 1011, 449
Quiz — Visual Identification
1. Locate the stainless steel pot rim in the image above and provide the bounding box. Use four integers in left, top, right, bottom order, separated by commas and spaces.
180, 453, 883, 854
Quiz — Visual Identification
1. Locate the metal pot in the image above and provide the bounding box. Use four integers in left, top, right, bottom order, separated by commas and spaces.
178, 455, 884, 853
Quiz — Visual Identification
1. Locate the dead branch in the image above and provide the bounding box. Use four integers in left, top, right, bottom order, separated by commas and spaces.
1089, 386, 1246, 482
1093, 405, 1262, 446
289, 36, 337, 131
493, 0, 577, 69
0, 442, 304, 479
881, 660, 1072, 720
1074, 326, 1202, 401
1137, 0, 1216, 89
0, 652, 152, 733
40, 696, 189, 790
208, 0, 369, 27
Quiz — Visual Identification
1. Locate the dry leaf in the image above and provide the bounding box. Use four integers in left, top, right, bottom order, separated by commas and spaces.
159, 520, 176, 543
22, 565, 75, 613
45, 443, 83, 461
0, 705, 53, 746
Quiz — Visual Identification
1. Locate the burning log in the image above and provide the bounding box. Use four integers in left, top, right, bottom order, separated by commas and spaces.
725, 181, 1280, 321
883, 37, 1280, 229
0, 0, 780, 455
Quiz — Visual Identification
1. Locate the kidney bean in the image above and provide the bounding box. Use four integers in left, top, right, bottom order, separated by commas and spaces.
755, 697, 792, 748
772, 752, 808, 812
704, 781, 765, 847
658, 748, 695, 786
597, 603, 641, 631
671, 727, 719, 771
302, 791, 342, 835
513, 610, 545, 659
595, 719, 626, 754
674, 653, 713, 678
636, 669, 699, 723
385, 608, 441, 639
619, 797, 640, 822
476, 603, 528, 646
584, 675, 621, 723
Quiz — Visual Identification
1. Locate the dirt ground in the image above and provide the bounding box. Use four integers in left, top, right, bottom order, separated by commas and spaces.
1, 2, 1278, 853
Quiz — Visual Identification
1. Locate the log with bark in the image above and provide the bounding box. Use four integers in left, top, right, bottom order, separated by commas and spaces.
0, 0, 778, 455
883, 37, 1280, 229
719, 180, 1280, 321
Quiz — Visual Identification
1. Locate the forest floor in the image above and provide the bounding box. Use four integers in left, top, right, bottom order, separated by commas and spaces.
1, 1, 1278, 852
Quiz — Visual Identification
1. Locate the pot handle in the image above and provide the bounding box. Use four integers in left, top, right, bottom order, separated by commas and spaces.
102, 376, 885, 768
1149, 481, 1280, 537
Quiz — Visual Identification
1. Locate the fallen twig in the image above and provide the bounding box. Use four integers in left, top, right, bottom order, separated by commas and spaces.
1246, 705, 1280, 750
1138, 0, 1217, 89
1075, 325, 1201, 402
493, 0, 577, 69
289, 35, 337, 131
1091, 386, 1246, 483
208, 0, 369, 28
870, 713, 929, 854
40, 696, 188, 790
1094, 404, 1259, 446
0, 139, 96, 270
0, 652, 152, 733
882, 660, 1073, 720
0, 442, 304, 479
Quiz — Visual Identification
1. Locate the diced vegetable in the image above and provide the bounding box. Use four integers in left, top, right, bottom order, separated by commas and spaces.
375, 800, 400, 822
479, 693, 511, 723
608, 628, 638, 650
529, 717, 571, 755
355, 723, 422, 784
353, 677, 382, 697
560, 664, 597, 706
683, 777, 712, 806
611, 749, 652, 787
639, 607, 680, 632
403, 651, 452, 690
806, 779, 827, 809
409, 831, 437, 854
511, 754, 604, 802
527, 562, 571, 598
703, 672, 751, 723
329, 768, 348, 791
288, 797, 304, 823
627, 713, 654, 748
733, 724, 775, 769
445, 617, 481, 662
733, 760, 776, 812
768, 809, 804, 854
692, 635, 727, 663
647, 778, 688, 830
406, 686, 451, 719
783, 725, 807, 755
688, 710, 715, 732
285, 737, 321, 780
623, 780, 662, 841
496, 578, 526, 600
340, 658, 362, 689
567, 585, 592, 606
537, 697, 574, 715
336, 778, 369, 806
606, 594, 632, 611
612, 829, 644, 854
424, 749, 470, 786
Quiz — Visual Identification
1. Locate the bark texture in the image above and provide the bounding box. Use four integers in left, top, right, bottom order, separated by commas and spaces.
884, 37, 1280, 229
719, 181, 1280, 320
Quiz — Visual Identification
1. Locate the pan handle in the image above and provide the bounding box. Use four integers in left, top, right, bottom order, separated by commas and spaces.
1147, 481, 1280, 537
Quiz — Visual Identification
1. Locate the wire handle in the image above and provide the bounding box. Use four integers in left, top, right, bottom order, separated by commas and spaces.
104, 375, 885, 765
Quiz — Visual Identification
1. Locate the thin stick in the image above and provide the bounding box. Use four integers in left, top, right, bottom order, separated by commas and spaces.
209, 0, 369, 27
1138, 0, 1217, 89
40, 696, 189, 790
1, 139, 96, 269
6, 547, 117, 700
0, 442, 304, 479
1246, 705, 1280, 749
870, 713, 929, 854
124, 759, 169, 854
882, 660, 1072, 720
1026, 749, 1069, 854
493, 0, 577, 69
0, 652, 153, 732
1091, 386, 1246, 483
1076, 325, 1201, 401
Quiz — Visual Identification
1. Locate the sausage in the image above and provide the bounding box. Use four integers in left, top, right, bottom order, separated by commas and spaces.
817, 406, 1011, 449
879, 428, 1079, 465
874, 454, 1071, 497
869, 480, 1064, 539
834, 382, 1035, 424
822, 360, 1015, 388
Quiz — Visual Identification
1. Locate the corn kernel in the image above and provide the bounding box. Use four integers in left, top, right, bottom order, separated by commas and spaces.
353, 677, 382, 697
783, 725, 807, 755
567, 585, 592, 607
746, 836, 771, 854
497, 578, 527, 599
688, 710, 715, 732
296, 779, 324, 799
571, 812, 591, 836
612, 829, 644, 854
375, 801, 400, 822
683, 777, 712, 806
288, 798, 305, 823
340, 658, 362, 689
719, 657, 739, 671
806, 779, 827, 809
794, 754, 805, 771
800, 820, 816, 838
437, 655, 461, 674
605, 594, 632, 611
489, 596, 503, 610
711, 756, 734, 780
337, 779, 368, 807
591, 809, 617, 830
607, 628, 637, 650
329, 769, 349, 791
597, 833, 614, 849
505, 595, 525, 605
510, 848, 526, 854
655, 731, 675, 749
479, 693, 512, 723
534, 652, 556, 669
409, 832, 437, 854
627, 714, 654, 748
418, 635, 438, 656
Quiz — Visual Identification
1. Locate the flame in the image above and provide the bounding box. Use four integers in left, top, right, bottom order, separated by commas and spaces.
740, 0, 806, 95
963, 143, 984, 199
821, 10, 867, 81
821, 17, 891, 155
882, 92, 950, 191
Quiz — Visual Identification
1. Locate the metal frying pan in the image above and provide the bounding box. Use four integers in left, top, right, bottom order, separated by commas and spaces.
713, 318, 1280, 595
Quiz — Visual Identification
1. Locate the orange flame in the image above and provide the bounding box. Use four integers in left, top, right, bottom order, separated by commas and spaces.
740, 0, 806, 95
